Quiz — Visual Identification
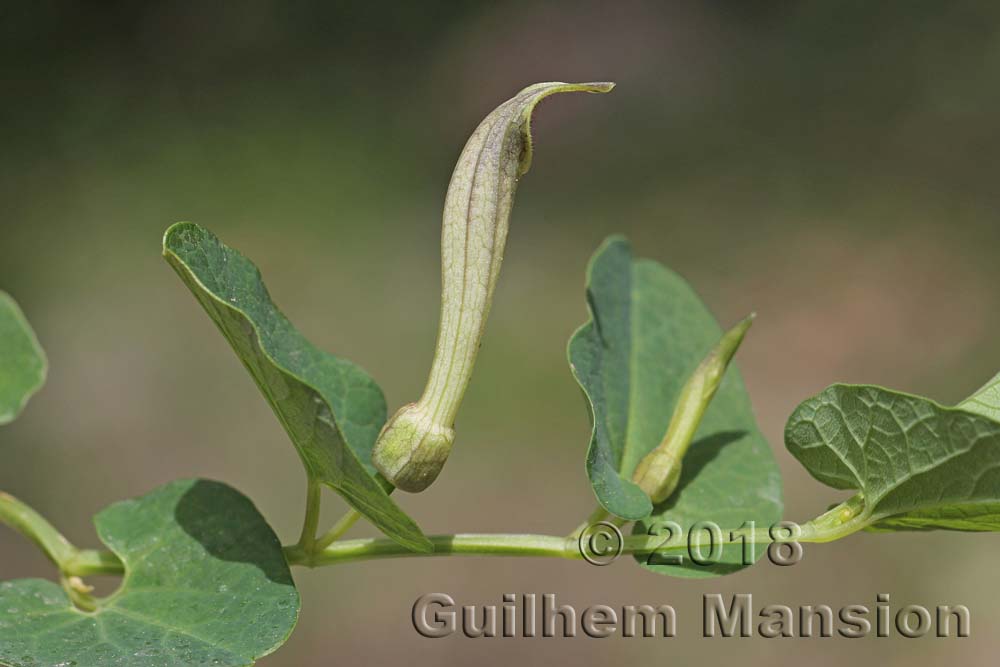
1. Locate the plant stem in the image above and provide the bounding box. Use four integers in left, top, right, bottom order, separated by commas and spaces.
296, 527, 832, 567
291, 534, 580, 566
569, 506, 617, 537
0, 490, 78, 570
296, 477, 322, 554
4, 488, 853, 578
61, 527, 830, 577
64, 549, 126, 577
314, 509, 361, 551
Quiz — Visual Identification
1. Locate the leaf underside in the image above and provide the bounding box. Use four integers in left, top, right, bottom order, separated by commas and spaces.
959, 371, 1000, 421
163, 222, 430, 553
0, 292, 47, 425
569, 237, 783, 577
786, 383, 1000, 532
0, 479, 299, 667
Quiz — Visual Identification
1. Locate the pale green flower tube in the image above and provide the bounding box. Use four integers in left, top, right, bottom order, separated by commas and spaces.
373, 81, 614, 492
632, 314, 755, 503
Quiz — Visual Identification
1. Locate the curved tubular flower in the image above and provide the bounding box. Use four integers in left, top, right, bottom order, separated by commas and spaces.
632, 314, 754, 503
373, 81, 614, 492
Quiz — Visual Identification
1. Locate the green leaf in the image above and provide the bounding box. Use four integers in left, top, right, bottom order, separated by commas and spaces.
568, 237, 783, 576
786, 383, 1000, 536
163, 222, 431, 553
959, 371, 1000, 421
0, 292, 47, 425
0, 479, 299, 667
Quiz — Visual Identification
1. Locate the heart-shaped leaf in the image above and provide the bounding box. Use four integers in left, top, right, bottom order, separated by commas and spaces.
568, 237, 782, 576
0, 479, 299, 667
786, 383, 1000, 535
0, 292, 47, 425
163, 223, 431, 553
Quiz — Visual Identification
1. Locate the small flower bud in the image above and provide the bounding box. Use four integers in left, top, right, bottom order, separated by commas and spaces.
632, 314, 755, 503
373, 82, 614, 492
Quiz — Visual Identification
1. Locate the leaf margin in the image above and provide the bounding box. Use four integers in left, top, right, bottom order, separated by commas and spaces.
0, 478, 300, 667
162, 222, 431, 553
0, 291, 48, 426
785, 381, 1000, 536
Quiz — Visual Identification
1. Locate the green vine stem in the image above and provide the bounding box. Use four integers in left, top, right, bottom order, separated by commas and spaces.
296, 477, 322, 554
62, 550, 126, 577
3, 486, 858, 579
294, 480, 365, 561
314, 508, 362, 551
56, 529, 833, 577
569, 506, 619, 538
0, 490, 78, 571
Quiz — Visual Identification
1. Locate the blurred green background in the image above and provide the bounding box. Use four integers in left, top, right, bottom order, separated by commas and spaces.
3, 1, 1000, 665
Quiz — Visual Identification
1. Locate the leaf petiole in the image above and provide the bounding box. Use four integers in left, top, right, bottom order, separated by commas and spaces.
315, 508, 362, 551
0, 490, 78, 573
296, 477, 323, 554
